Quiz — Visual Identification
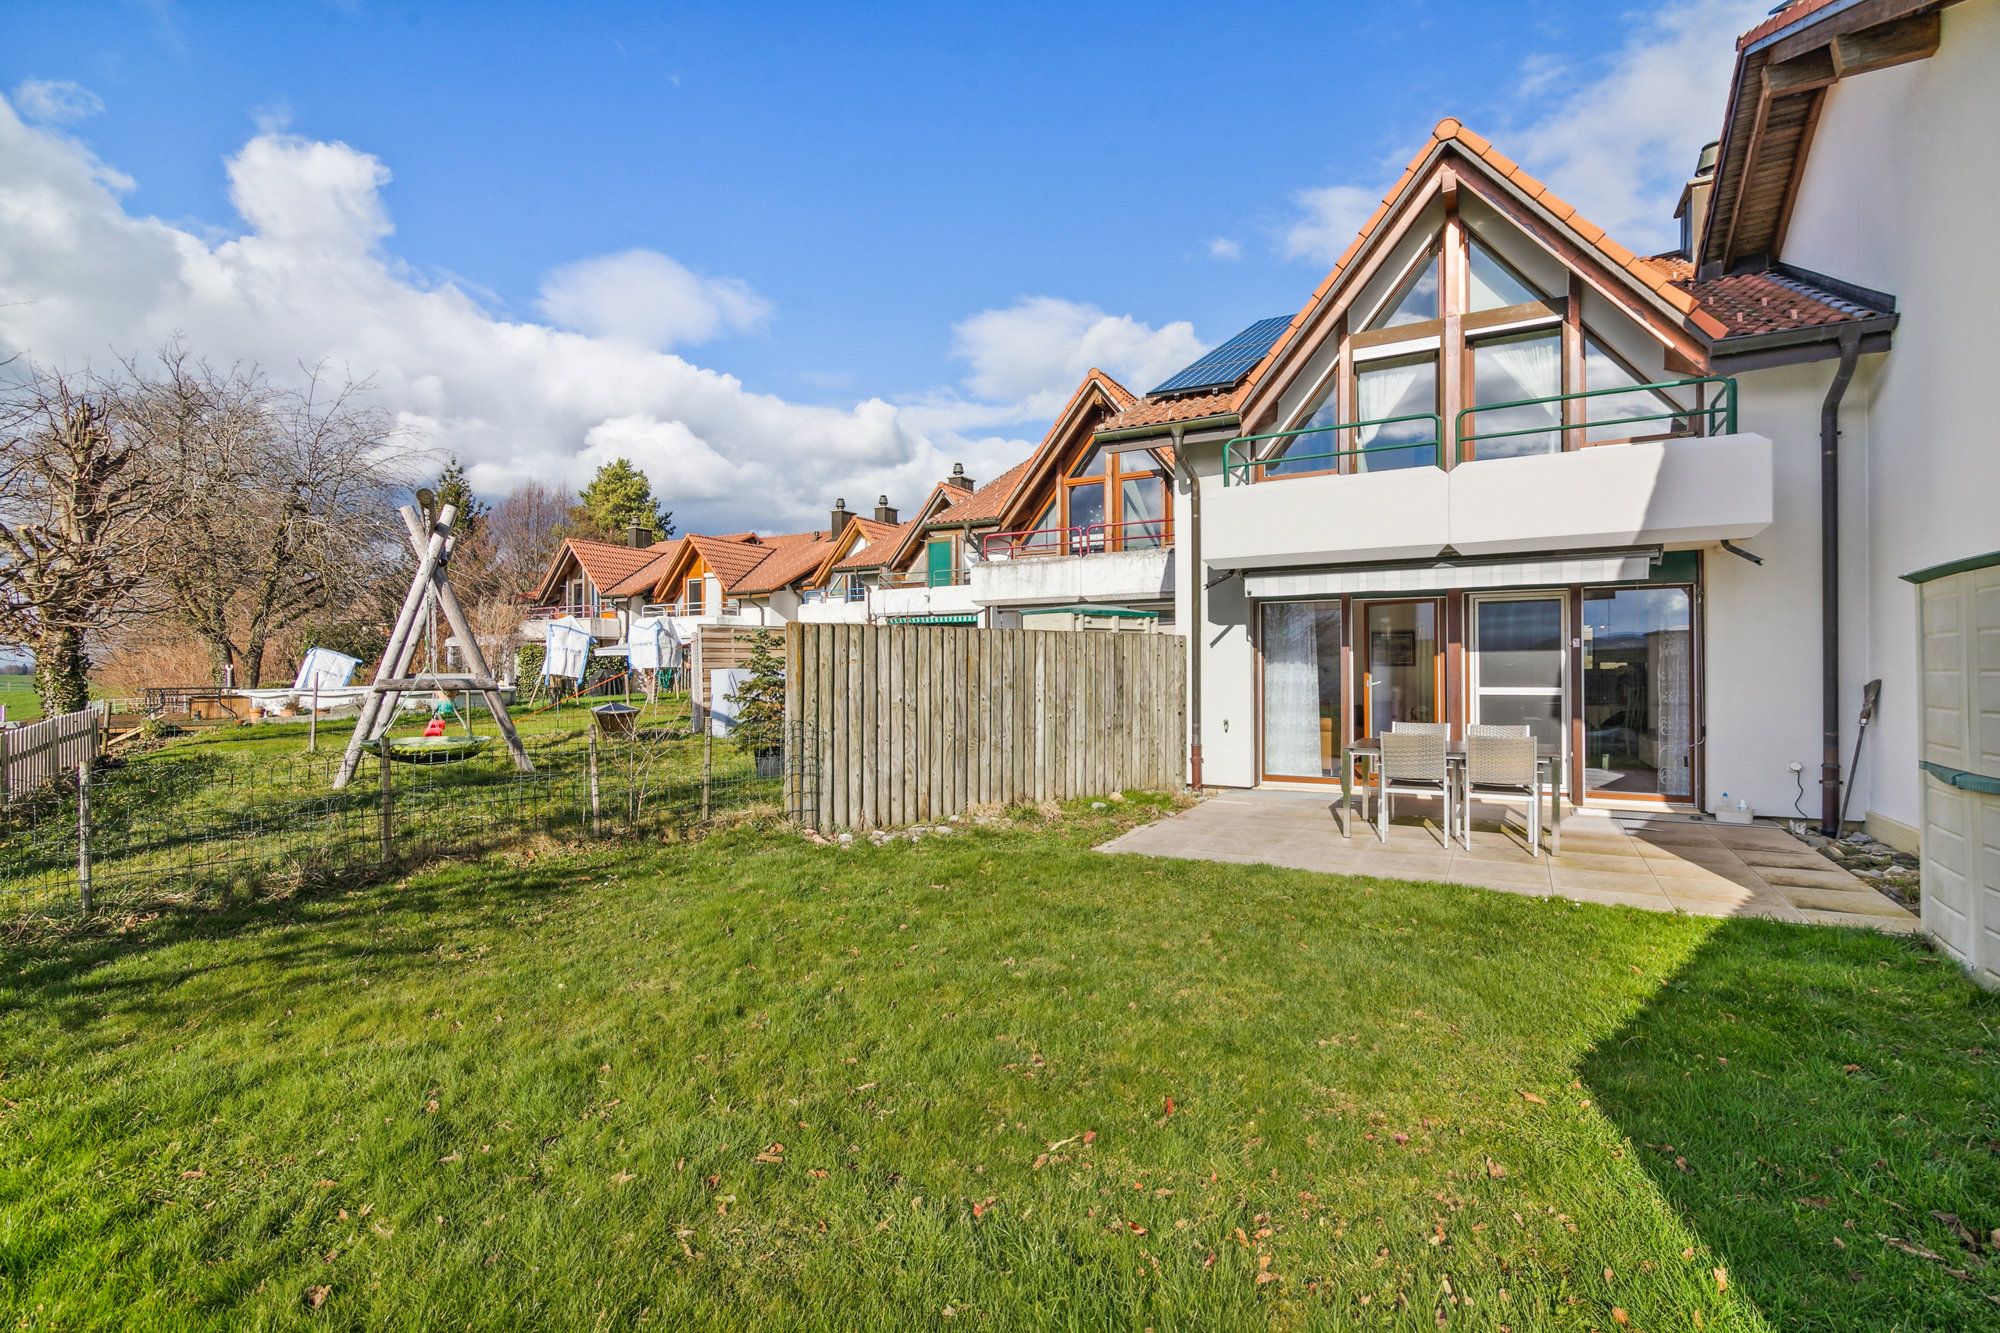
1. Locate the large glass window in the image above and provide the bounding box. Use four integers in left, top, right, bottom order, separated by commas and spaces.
1582, 586, 1694, 798
1367, 242, 1442, 330
1582, 334, 1690, 444
1466, 235, 1544, 311
1352, 353, 1440, 471
1061, 448, 1167, 551
1467, 329, 1563, 458
1261, 601, 1343, 779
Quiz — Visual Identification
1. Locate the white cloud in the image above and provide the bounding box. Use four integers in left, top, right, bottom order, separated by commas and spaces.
1277, 0, 1767, 262
1281, 184, 1382, 264
951, 296, 1204, 414
536, 249, 771, 350
0, 95, 1157, 536
10, 79, 104, 125
1206, 236, 1243, 262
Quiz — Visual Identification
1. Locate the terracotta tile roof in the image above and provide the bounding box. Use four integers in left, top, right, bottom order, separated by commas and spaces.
1737, 0, 1843, 49
932, 457, 1033, 525
684, 533, 779, 592
1097, 389, 1237, 434
834, 518, 916, 571
604, 539, 683, 598
733, 530, 836, 594
535, 536, 672, 603
1673, 266, 1891, 338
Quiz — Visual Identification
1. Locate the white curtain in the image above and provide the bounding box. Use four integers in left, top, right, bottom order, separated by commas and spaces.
1479, 334, 1562, 456
1262, 604, 1325, 776
1354, 360, 1425, 471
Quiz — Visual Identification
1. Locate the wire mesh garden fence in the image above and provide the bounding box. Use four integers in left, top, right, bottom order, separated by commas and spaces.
0, 722, 820, 919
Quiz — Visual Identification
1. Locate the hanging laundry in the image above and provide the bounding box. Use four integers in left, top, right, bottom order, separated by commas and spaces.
543, 616, 593, 682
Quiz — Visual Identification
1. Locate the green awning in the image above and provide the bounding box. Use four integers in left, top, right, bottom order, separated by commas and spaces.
1902, 550, 2000, 584
1026, 605, 1161, 619
887, 613, 979, 626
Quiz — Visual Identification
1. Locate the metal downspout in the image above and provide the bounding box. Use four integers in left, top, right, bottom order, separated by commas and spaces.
1819, 328, 1862, 834
1173, 424, 1201, 791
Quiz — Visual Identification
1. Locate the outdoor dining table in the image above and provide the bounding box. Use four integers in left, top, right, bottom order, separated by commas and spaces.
1338, 735, 1563, 854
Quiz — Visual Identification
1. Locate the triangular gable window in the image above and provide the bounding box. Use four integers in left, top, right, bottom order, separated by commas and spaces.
1366, 242, 1441, 330
1466, 235, 1544, 311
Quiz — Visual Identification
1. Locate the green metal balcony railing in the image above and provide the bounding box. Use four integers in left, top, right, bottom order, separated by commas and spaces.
1221, 377, 1738, 486
1221, 413, 1443, 486
1453, 376, 1736, 463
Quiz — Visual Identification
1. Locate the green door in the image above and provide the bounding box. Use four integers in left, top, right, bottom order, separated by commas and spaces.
926, 539, 953, 588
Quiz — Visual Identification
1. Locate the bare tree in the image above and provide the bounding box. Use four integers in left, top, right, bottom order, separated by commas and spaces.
124, 347, 418, 685
0, 366, 155, 714
484, 479, 573, 601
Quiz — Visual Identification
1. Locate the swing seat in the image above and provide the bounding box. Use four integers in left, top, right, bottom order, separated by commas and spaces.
385, 735, 492, 764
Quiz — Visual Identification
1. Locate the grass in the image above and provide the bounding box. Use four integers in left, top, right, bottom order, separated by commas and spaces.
0, 677, 40, 723
1, 798, 1996, 1330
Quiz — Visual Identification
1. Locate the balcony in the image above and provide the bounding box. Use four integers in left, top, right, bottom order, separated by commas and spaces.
972, 520, 1174, 608
1206, 378, 1771, 569
519, 604, 625, 640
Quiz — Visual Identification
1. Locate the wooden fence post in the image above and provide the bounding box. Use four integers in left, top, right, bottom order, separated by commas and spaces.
588, 724, 602, 836
377, 742, 394, 862
0, 725, 9, 808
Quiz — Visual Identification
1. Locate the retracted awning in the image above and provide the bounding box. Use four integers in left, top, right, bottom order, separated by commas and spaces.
1240, 548, 1658, 599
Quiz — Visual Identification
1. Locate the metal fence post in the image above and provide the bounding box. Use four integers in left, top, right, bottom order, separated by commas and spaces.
588, 724, 601, 836
701, 713, 713, 822
0, 725, 10, 809
377, 742, 393, 863
76, 755, 92, 914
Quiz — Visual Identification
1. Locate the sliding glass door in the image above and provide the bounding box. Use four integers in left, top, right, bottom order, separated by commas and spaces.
1581, 586, 1694, 799
1259, 602, 1343, 780
1469, 594, 1566, 747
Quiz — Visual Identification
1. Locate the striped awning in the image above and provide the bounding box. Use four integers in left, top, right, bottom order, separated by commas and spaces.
887, 613, 979, 626
1241, 549, 1657, 599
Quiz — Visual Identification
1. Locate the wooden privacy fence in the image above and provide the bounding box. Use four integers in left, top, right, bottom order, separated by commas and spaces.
785, 623, 1185, 831
1, 705, 104, 803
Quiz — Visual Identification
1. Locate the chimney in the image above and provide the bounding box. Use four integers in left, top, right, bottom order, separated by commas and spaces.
1676, 139, 1719, 263
627, 520, 651, 549
946, 461, 974, 492
874, 494, 898, 525
830, 497, 851, 538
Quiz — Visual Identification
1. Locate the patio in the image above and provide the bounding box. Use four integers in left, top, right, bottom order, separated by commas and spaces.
1098, 789, 1920, 929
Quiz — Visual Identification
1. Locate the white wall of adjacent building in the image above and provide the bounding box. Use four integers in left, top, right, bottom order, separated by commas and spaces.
1769, 0, 2000, 840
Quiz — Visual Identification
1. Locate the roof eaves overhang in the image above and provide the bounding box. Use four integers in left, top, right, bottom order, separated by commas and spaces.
1093, 412, 1239, 445
1706, 312, 1898, 373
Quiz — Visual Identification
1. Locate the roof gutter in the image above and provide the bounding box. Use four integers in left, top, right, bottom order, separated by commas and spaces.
1094, 412, 1238, 445
1707, 313, 1898, 372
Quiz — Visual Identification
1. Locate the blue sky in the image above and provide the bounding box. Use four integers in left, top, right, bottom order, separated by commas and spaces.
0, 0, 1760, 531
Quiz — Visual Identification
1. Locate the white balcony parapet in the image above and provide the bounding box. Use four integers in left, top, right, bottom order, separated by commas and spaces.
972, 546, 1173, 607
1204, 432, 1772, 570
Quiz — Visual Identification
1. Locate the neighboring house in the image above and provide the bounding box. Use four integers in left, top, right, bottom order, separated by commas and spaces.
526, 525, 670, 642
961, 370, 1179, 630
637, 530, 831, 627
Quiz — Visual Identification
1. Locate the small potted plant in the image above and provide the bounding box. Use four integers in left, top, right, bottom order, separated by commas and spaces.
733, 629, 787, 778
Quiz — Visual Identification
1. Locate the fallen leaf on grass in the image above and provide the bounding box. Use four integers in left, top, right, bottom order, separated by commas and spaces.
1714, 1266, 1728, 1293
1520, 1092, 1547, 1105
304, 1286, 330, 1309
612, 1171, 636, 1186
1798, 1196, 1831, 1209
1612, 1309, 1629, 1326
753, 1143, 786, 1165
1485, 1158, 1507, 1180
180, 1169, 205, 1180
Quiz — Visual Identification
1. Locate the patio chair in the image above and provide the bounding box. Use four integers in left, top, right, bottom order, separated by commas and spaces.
1375, 730, 1453, 846
1461, 730, 1540, 855
1389, 721, 1449, 735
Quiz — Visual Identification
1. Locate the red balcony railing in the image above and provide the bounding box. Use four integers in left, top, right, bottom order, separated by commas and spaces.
980, 518, 1171, 561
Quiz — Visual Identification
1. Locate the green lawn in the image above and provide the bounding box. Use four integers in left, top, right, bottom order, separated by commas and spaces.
1, 800, 1996, 1330
0, 677, 39, 723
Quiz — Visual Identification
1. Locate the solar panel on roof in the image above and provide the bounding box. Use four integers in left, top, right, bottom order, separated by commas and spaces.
1147, 314, 1292, 397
